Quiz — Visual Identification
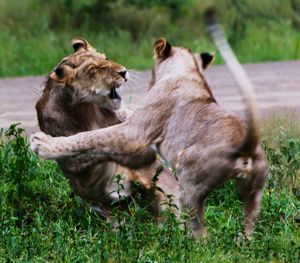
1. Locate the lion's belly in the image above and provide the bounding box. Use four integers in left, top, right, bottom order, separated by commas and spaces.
65, 162, 118, 203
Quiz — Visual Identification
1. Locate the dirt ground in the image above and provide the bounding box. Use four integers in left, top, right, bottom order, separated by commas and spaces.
0, 60, 300, 136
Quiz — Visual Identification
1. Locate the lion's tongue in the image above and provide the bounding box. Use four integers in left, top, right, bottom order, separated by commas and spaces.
110, 87, 121, 100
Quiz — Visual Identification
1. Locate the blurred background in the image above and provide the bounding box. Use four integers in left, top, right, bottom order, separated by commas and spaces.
0, 0, 300, 77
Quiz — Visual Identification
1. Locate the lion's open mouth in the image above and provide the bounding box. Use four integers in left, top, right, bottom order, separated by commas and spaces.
109, 87, 121, 101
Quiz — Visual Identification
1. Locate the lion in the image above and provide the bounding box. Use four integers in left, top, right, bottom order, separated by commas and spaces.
31, 38, 267, 239
35, 37, 179, 218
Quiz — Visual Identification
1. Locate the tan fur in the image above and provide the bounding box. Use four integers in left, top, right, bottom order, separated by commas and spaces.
35, 37, 179, 217
31, 38, 267, 239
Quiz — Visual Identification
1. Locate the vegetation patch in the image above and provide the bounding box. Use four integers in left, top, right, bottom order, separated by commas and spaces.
0, 0, 300, 77
0, 123, 299, 262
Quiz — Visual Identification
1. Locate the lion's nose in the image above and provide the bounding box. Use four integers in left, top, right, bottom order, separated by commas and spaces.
118, 70, 128, 81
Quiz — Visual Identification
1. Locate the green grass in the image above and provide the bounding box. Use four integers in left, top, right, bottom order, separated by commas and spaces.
1, 0, 300, 260
0, 0, 300, 77
0, 123, 299, 262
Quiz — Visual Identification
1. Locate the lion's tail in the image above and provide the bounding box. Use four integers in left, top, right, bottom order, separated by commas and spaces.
206, 10, 260, 157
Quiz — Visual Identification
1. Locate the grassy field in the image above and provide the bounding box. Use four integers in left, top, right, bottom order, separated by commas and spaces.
0, 118, 299, 262
1, 0, 300, 262
0, 0, 300, 77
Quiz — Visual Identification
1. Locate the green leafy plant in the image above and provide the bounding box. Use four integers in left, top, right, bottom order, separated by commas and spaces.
0, 123, 299, 262
1, 0, 300, 76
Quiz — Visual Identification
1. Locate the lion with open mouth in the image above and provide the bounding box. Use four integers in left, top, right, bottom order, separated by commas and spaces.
31, 38, 267, 239
35, 37, 179, 218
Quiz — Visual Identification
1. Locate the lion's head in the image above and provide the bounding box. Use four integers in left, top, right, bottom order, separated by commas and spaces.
151, 38, 215, 87
49, 37, 128, 110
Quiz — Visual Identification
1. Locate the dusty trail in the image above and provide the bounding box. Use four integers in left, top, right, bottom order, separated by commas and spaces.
0, 60, 299, 135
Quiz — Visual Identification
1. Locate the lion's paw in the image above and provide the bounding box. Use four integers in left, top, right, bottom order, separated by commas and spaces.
30, 132, 62, 160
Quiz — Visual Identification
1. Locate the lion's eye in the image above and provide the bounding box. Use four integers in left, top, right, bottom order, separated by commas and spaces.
105, 57, 109, 60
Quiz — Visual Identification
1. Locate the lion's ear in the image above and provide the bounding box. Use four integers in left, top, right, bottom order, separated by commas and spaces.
154, 38, 172, 59
71, 37, 94, 53
49, 64, 74, 83
200, 52, 215, 69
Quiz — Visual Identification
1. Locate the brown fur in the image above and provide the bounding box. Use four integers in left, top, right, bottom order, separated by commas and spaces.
31, 38, 267, 239
35, 37, 179, 217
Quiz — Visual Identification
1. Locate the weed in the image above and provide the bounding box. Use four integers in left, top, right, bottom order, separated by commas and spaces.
0, 0, 300, 77
0, 123, 299, 262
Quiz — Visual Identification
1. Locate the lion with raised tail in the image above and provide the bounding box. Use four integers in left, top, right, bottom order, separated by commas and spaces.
31, 37, 267, 239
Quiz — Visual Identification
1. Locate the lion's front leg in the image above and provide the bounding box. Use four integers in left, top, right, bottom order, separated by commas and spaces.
30, 122, 157, 169
30, 131, 118, 160
115, 107, 133, 122
30, 132, 76, 160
